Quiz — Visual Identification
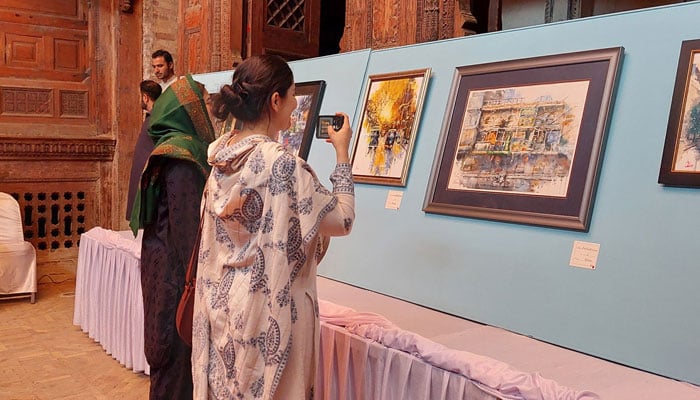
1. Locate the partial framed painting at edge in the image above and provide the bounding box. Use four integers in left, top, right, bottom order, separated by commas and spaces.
423, 47, 624, 231
658, 39, 700, 187
350, 68, 431, 186
277, 80, 326, 160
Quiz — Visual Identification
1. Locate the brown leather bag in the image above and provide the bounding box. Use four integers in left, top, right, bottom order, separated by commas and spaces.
176, 195, 205, 347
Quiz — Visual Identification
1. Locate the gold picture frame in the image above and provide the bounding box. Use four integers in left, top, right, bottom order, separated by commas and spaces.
350, 68, 431, 186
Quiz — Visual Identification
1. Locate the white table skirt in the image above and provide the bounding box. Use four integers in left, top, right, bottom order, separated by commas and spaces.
73, 227, 149, 375
317, 300, 598, 400
72, 227, 594, 399
317, 321, 499, 400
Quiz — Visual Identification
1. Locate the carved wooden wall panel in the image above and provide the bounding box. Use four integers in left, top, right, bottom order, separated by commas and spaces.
3, 184, 96, 262
343, 1, 372, 50
0, 136, 114, 267
0, 2, 93, 135
181, 0, 239, 73
177, 0, 254, 70
340, 0, 466, 52
0, 0, 137, 272
181, 0, 210, 74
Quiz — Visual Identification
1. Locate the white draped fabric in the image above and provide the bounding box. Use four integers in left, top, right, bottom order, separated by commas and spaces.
73, 227, 597, 398
0, 192, 37, 301
318, 321, 500, 400
317, 300, 599, 400
73, 227, 150, 375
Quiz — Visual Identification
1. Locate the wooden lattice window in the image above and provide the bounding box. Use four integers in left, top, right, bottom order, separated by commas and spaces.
267, 0, 306, 31
9, 189, 90, 251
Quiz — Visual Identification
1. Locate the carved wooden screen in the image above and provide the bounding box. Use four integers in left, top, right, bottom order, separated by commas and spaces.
3, 188, 95, 253
250, 0, 321, 60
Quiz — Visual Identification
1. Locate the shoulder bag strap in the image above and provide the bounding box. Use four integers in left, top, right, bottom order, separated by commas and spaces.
185, 190, 206, 284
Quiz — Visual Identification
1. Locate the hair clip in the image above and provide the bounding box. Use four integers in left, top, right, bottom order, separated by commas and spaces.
233, 81, 248, 99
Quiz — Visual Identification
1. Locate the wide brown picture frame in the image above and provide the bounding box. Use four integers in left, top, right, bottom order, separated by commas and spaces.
423, 47, 623, 231
658, 39, 700, 187
277, 80, 326, 160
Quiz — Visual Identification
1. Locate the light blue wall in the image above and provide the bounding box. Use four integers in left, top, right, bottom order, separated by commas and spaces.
195, 3, 700, 385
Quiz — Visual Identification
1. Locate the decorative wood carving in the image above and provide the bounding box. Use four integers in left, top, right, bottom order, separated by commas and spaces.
3, 189, 94, 255
0, 137, 115, 161
2, 173, 101, 266
0, 1, 92, 131
266, 0, 306, 31
457, 0, 478, 35
181, 0, 209, 73
340, 0, 469, 52
1, 88, 53, 116
371, 0, 402, 49
60, 91, 89, 118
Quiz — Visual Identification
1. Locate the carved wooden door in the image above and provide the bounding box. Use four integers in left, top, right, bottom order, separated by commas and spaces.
250, 0, 321, 60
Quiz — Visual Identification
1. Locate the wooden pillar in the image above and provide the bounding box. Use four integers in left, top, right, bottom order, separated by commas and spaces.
114, 0, 144, 230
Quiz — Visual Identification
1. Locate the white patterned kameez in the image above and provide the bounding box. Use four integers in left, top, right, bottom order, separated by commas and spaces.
192, 133, 354, 399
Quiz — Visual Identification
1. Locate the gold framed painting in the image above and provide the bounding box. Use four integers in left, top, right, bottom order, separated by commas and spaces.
350, 68, 431, 186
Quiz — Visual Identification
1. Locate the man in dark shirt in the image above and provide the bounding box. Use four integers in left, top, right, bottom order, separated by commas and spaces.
126, 80, 162, 220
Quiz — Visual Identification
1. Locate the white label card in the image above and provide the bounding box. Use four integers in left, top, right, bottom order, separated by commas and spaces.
569, 240, 600, 270
385, 190, 403, 210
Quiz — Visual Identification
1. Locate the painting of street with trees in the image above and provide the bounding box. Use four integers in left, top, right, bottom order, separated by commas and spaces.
351, 68, 431, 186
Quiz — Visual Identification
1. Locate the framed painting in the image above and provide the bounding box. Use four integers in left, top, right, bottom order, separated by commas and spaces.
350, 68, 431, 186
423, 47, 623, 231
658, 39, 700, 187
277, 80, 326, 160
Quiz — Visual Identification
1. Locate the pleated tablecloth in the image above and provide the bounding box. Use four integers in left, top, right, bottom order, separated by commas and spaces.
73, 227, 149, 375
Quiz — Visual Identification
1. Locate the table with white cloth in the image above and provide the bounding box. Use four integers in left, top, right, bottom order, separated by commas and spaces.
317, 300, 597, 400
73, 227, 149, 375
73, 227, 595, 399
317, 314, 498, 399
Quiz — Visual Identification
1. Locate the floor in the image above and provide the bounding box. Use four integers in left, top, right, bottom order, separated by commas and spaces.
1, 273, 699, 399
0, 274, 149, 400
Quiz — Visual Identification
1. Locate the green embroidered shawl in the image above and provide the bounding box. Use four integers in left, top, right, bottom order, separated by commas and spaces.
129, 75, 216, 235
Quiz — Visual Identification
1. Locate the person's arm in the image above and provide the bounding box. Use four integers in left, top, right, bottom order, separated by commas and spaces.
319, 112, 355, 236
319, 163, 354, 236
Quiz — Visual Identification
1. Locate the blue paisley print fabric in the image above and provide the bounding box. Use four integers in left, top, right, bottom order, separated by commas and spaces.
192, 133, 355, 399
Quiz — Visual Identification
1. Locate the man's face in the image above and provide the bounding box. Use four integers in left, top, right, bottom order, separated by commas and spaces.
152, 56, 174, 82
141, 93, 148, 111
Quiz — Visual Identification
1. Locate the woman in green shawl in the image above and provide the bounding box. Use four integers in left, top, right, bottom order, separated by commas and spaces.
130, 75, 215, 400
